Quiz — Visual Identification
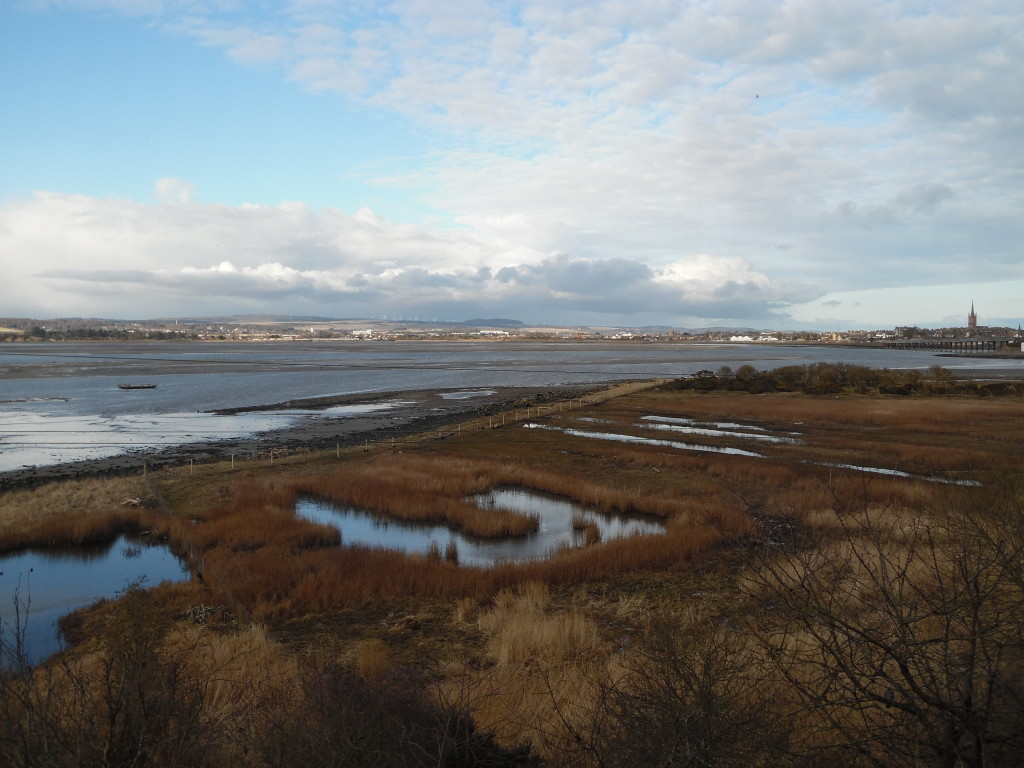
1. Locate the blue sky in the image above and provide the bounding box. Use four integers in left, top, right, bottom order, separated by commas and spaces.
2, 0, 1022, 330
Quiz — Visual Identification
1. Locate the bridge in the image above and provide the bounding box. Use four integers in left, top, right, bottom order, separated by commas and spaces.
883, 337, 1018, 352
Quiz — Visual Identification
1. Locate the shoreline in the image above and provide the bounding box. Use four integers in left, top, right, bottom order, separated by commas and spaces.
0, 384, 601, 491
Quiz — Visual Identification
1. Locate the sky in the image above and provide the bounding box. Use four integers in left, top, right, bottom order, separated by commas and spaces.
1, 0, 1022, 331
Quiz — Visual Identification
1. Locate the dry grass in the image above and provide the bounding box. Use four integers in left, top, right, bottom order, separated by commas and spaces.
446, 582, 609, 763
0, 474, 157, 553
355, 637, 391, 682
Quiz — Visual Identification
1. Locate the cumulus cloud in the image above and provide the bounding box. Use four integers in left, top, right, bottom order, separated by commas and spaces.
0, 191, 805, 322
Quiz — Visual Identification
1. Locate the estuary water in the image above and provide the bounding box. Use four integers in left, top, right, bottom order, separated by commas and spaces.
1, 340, 1021, 472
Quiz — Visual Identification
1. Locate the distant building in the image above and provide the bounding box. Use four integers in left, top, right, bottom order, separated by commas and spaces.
968, 302, 978, 332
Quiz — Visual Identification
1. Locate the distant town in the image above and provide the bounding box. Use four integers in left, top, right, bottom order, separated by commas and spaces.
1, 307, 1022, 353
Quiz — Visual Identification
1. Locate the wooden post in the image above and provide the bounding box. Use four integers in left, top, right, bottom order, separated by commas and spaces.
231, 454, 234, 470
190, 458, 194, 476
336, 443, 340, 458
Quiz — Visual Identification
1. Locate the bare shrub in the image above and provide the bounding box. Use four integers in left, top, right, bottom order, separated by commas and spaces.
746, 497, 1024, 768
591, 606, 790, 768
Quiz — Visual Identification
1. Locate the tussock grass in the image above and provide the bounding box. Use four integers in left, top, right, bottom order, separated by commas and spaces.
476, 582, 602, 665
449, 582, 609, 762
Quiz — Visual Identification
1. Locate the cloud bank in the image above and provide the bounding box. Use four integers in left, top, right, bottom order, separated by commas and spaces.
0, 188, 802, 323
3, 0, 1022, 327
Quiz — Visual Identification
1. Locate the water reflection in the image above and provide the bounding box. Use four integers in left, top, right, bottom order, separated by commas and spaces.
0, 535, 189, 666
295, 488, 666, 567
440, 390, 496, 400
640, 415, 770, 431
526, 423, 766, 457
0, 401, 411, 472
637, 417, 802, 444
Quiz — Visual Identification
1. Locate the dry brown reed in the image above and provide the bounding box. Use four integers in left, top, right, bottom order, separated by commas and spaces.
0, 475, 155, 552
187, 480, 339, 552
448, 582, 609, 763
190, 513, 722, 621
355, 638, 391, 682
292, 453, 713, 534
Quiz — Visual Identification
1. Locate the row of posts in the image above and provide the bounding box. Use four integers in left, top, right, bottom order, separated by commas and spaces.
152, 378, 661, 476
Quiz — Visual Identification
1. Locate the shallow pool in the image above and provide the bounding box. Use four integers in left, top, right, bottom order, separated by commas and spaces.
0, 535, 189, 666
295, 487, 666, 567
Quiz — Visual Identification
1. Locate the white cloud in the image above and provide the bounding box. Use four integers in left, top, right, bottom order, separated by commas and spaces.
154, 177, 196, 205
9, 1, 1024, 327
0, 190, 804, 323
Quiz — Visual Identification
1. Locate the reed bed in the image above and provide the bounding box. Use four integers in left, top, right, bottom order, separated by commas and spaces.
195, 514, 723, 621
183, 388, 1004, 619
291, 453, 707, 530
0, 475, 156, 553
620, 389, 1024, 436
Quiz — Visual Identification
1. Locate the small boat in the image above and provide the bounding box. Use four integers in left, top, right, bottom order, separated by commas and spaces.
118, 383, 157, 390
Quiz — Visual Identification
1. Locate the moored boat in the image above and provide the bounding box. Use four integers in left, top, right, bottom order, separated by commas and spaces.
118, 383, 157, 390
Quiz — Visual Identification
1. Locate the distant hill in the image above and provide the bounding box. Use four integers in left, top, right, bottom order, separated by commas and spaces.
168, 315, 345, 324
455, 318, 524, 328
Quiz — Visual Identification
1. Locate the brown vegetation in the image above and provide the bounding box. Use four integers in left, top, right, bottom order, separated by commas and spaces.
0, 475, 159, 554
3, 373, 1024, 766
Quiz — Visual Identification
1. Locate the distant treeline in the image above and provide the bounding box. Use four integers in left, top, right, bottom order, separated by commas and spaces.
675, 362, 1024, 396
2, 326, 199, 341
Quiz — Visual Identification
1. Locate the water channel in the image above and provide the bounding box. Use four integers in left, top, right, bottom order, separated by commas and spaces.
295, 488, 666, 567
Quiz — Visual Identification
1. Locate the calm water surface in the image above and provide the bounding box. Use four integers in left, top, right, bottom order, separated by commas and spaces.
296, 488, 666, 567
0, 535, 189, 666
